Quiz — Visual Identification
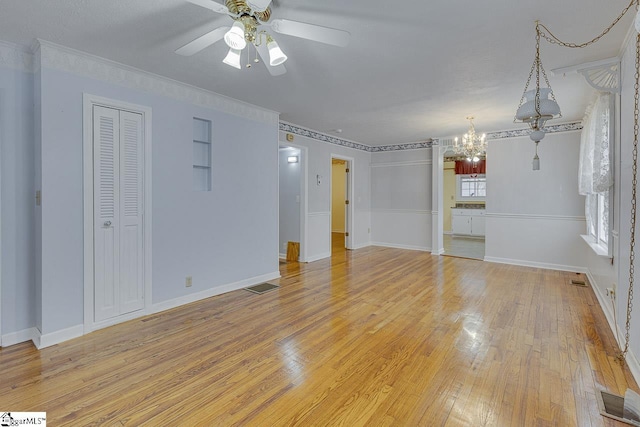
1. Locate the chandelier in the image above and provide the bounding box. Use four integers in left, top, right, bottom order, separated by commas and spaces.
514, 21, 562, 170
454, 117, 487, 162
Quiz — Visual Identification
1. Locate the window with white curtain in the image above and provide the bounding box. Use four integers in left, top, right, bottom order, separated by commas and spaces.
578, 92, 613, 256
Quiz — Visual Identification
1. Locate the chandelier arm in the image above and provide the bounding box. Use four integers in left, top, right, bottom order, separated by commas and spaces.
537, 0, 636, 49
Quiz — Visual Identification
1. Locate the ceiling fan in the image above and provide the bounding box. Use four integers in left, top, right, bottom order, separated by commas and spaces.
177, 0, 351, 75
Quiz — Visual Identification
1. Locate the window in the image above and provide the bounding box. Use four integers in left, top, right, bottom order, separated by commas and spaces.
193, 118, 211, 191
579, 93, 613, 256
457, 174, 486, 201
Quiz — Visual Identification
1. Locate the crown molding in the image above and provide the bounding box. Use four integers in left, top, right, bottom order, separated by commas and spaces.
34, 39, 279, 125
0, 40, 34, 73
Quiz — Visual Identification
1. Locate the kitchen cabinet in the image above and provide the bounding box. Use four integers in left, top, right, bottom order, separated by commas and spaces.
451, 209, 485, 236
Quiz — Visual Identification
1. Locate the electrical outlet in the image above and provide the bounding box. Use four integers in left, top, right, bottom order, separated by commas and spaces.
606, 287, 615, 298
185, 276, 192, 287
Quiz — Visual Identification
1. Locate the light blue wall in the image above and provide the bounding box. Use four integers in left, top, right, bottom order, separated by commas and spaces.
0, 66, 35, 336
36, 64, 279, 334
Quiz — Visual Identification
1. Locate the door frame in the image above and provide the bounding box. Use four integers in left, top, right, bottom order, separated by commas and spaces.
330, 154, 354, 250
278, 143, 308, 262
82, 94, 153, 333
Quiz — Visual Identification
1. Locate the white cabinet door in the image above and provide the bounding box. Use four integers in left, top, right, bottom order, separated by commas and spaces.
94, 106, 144, 322
452, 215, 472, 235
471, 215, 486, 236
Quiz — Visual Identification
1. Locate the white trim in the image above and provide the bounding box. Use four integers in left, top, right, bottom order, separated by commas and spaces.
370, 160, 433, 168
308, 211, 331, 217
34, 324, 84, 349
37, 40, 278, 125
279, 253, 286, 260
1, 328, 38, 347
152, 271, 280, 314
83, 94, 153, 334
484, 256, 587, 273
371, 242, 431, 252
305, 252, 332, 263
371, 209, 432, 215
351, 242, 371, 250
485, 213, 586, 221
581, 234, 610, 257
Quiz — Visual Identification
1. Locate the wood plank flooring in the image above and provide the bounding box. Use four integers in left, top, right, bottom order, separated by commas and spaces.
0, 245, 637, 426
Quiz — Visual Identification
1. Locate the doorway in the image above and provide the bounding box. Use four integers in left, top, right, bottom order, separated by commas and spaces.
330, 156, 353, 253
442, 155, 486, 260
279, 145, 305, 262
83, 94, 152, 331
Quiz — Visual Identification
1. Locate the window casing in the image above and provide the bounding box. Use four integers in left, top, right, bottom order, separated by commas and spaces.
456, 174, 486, 201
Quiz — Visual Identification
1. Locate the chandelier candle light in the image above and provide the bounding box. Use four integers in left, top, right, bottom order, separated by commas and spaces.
454, 116, 487, 162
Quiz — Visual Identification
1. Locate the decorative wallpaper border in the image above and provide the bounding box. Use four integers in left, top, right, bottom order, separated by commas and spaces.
35, 40, 279, 126
281, 120, 583, 153
279, 122, 371, 151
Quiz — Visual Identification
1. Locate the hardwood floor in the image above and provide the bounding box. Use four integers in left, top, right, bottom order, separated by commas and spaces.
1, 246, 637, 426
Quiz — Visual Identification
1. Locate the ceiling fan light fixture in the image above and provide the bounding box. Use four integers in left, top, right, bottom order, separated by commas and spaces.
246, 0, 271, 13
223, 48, 242, 69
267, 39, 288, 66
224, 21, 247, 50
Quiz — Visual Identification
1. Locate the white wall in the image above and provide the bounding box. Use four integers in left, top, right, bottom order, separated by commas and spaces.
484, 131, 588, 271
279, 128, 371, 260
0, 42, 36, 343
371, 149, 432, 251
32, 41, 280, 341
279, 147, 301, 257
612, 29, 640, 380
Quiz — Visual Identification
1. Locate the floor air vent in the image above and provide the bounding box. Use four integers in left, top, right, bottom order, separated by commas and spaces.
244, 282, 280, 294
570, 279, 587, 287
597, 390, 640, 426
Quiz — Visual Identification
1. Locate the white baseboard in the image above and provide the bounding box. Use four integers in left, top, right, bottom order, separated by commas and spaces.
2, 327, 38, 347
483, 256, 587, 273
305, 252, 331, 263
371, 242, 431, 252
444, 231, 453, 235
279, 253, 286, 260
432, 248, 445, 255
152, 271, 281, 314
34, 324, 84, 349
351, 242, 371, 250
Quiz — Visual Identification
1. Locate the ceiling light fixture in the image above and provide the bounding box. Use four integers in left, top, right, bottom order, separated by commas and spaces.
224, 21, 247, 50
454, 117, 487, 162
514, 21, 561, 171
267, 36, 287, 66
223, 48, 242, 69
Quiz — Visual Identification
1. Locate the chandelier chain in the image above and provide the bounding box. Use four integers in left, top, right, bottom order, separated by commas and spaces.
537, 0, 636, 49
618, 33, 640, 363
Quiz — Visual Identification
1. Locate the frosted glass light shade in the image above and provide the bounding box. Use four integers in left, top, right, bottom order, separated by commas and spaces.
224, 21, 247, 50
530, 129, 546, 142
516, 88, 561, 126
223, 48, 242, 69
267, 40, 287, 66
247, 0, 271, 12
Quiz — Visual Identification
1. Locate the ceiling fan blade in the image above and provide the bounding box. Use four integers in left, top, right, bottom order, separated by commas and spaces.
176, 26, 230, 56
185, 0, 230, 14
246, 0, 272, 12
255, 41, 287, 76
269, 19, 350, 47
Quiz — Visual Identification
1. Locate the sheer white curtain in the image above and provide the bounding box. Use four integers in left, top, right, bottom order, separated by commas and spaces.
578, 93, 612, 239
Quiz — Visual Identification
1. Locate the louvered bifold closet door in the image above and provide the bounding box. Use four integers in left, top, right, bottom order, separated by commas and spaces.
93, 106, 144, 322
94, 106, 121, 322
119, 111, 144, 314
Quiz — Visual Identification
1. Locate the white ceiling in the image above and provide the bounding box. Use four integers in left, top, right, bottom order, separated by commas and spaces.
0, 0, 633, 145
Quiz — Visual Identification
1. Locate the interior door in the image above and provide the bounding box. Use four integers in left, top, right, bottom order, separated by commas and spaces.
93, 106, 144, 322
